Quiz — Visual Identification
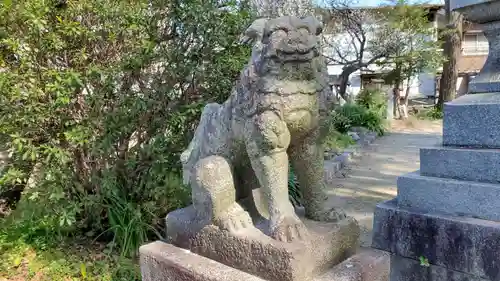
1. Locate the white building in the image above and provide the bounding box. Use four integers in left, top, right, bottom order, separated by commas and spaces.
318, 4, 445, 99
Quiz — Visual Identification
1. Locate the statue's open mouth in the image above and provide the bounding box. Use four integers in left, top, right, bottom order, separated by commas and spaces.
276, 48, 318, 62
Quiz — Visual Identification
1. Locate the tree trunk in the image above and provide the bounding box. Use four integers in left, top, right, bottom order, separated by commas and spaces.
392, 63, 403, 119
338, 72, 351, 103
399, 75, 412, 119
437, 0, 463, 110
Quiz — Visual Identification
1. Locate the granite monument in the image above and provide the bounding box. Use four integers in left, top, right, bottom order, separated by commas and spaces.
372, 1, 500, 280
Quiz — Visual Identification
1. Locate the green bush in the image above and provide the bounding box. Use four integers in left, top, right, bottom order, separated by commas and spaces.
355, 88, 388, 118
416, 106, 443, 120
333, 104, 386, 136
0, 0, 253, 257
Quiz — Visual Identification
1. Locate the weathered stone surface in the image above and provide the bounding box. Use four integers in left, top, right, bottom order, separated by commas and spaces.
166, 205, 360, 281
324, 160, 342, 184
372, 199, 500, 280
455, 3, 500, 92
140, 241, 265, 281
443, 93, 500, 148
389, 255, 488, 281
397, 171, 500, 221
420, 146, 500, 184
180, 15, 346, 244
466, 21, 500, 93
315, 248, 390, 281
141, 242, 390, 281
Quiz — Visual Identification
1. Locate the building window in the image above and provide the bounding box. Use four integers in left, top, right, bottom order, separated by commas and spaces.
462, 33, 489, 55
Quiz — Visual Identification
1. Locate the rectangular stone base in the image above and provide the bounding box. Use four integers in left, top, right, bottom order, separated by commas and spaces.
166, 205, 360, 281
372, 199, 500, 280
140, 241, 389, 281
389, 256, 488, 281
140, 241, 265, 281
420, 146, 500, 183
443, 93, 500, 148
397, 171, 500, 221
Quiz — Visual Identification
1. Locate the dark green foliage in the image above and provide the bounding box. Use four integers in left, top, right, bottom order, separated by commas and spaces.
0, 0, 253, 259
417, 106, 443, 120
326, 109, 353, 134
335, 104, 386, 136
288, 164, 302, 208
355, 88, 388, 118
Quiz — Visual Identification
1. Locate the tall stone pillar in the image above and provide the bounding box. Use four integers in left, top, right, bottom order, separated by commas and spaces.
372, 1, 500, 280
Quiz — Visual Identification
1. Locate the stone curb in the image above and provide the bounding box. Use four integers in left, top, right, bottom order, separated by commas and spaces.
324, 129, 378, 182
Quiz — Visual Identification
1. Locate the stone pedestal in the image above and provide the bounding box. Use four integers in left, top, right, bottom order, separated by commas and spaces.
372, 1, 500, 280
140, 204, 390, 281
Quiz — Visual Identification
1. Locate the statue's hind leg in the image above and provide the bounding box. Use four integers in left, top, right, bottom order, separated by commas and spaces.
191, 155, 254, 233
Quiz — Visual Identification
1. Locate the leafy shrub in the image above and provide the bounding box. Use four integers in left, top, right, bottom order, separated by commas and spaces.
417, 106, 443, 120
0, 0, 253, 257
327, 109, 352, 134
334, 104, 386, 136
324, 130, 355, 151
355, 88, 388, 118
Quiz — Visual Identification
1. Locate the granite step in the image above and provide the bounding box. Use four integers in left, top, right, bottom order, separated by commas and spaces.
372, 199, 500, 281
397, 171, 500, 222
388, 255, 489, 281
420, 146, 500, 184
443, 93, 500, 148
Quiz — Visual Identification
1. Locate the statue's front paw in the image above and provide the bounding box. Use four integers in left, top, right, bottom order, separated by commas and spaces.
309, 207, 347, 222
214, 205, 255, 234
270, 215, 309, 242
216, 215, 253, 233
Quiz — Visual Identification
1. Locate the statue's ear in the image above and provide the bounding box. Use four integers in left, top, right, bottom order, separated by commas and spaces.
239, 18, 268, 45
302, 16, 323, 35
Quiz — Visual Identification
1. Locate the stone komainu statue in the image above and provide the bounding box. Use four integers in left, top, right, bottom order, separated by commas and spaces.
180, 16, 344, 242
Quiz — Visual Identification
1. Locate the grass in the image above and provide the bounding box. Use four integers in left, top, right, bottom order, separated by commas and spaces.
415, 106, 443, 120
0, 217, 141, 281
324, 130, 355, 152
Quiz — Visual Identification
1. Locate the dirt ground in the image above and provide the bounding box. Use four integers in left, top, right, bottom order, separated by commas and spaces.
325, 118, 443, 246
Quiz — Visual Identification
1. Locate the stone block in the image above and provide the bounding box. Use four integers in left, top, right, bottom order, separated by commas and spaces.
397, 171, 500, 221
140, 241, 265, 281
315, 248, 390, 281
420, 146, 500, 184
389, 255, 488, 281
166, 205, 360, 281
333, 153, 351, 168
140, 242, 389, 281
372, 199, 500, 280
324, 160, 341, 184
443, 93, 500, 148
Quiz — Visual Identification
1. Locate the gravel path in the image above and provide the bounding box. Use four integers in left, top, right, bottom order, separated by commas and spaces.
325, 119, 443, 246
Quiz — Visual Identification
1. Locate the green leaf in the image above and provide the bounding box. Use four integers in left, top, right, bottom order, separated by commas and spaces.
80, 263, 87, 279
419, 256, 430, 267
13, 256, 22, 267
2, 0, 13, 8
28, 192, 39, 201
